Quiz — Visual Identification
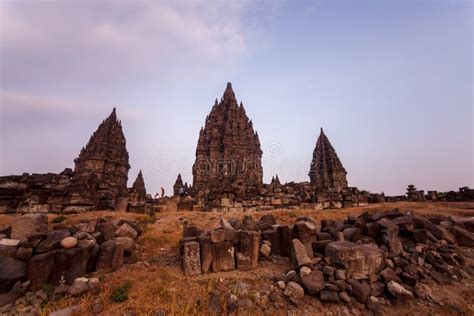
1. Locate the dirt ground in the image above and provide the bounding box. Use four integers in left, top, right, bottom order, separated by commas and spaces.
2, 201, 474, 315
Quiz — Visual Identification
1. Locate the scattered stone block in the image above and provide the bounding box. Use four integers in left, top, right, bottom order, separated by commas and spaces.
27, 250, 56, 288
326, 241, 385, 279
183, 241, 201, 276
96, 240, 124, 272
291, 239, 312, 268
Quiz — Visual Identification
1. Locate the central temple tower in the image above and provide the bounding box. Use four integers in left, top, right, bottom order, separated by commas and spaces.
192, 83, 263, 193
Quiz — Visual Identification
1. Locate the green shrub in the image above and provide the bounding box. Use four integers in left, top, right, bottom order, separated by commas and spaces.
52, 216, 66, 223
110, 281, 131, 303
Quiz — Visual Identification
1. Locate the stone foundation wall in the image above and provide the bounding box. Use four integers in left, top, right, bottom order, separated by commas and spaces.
191, 184, 369, 212
0, 172, 159, 215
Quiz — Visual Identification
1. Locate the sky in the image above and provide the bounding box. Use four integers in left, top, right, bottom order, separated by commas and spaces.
0, 0, 472, 195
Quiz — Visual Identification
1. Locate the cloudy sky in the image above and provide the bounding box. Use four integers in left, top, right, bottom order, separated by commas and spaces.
0, 0, 472, 195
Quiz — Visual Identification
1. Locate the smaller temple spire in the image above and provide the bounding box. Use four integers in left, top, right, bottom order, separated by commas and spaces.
173, 173, 184, 196
309, 129, 348, 192
131, 169, 146, 199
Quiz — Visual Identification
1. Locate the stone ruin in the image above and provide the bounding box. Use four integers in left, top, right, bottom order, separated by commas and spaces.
0, 213, 143, 314
180, 209, 474, 312
182, 82, 368, 211
72, 107, 130, 205
0, 83, 472, 215
0, 108, 159, 215
192, 82, 263, 194
309, 128, 348, 192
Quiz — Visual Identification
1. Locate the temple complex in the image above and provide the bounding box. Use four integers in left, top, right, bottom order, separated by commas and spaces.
308, 128, 348, 192
192, 83, 263, 193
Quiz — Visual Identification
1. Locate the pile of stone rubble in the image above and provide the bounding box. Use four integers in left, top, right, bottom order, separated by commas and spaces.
181, 209, 474, 311
0, 214, 143, 314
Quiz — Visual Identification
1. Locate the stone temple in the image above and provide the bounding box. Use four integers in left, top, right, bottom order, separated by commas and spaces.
73, 107, 130, 198
192, 82, 263, 193
309, 128, 348, 192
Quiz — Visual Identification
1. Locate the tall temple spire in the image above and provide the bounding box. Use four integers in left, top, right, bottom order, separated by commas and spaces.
308, 128, 348, 192
73, 107, 130, 197
192, 82, 263, 192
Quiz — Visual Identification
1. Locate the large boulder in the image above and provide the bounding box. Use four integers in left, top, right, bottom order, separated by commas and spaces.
96, 240, 124, 272
0, 256, 27, 293
325, 241, 385, 279
11, 214, 48, 240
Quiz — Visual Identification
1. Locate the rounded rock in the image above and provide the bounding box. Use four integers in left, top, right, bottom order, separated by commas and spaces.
61, 237, 78, 249
283, 281, 305, 300
260, 244, 271, 258
300, 266, 312, 276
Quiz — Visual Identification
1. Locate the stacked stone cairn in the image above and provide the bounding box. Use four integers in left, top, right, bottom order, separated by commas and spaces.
181, 209, 474, 312
0, 214, 143, 314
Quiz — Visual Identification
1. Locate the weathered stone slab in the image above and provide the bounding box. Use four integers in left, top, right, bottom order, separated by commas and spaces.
183, 241, 201, 276
198, 235, 212, 273
236, 253, 252, 270
291, 239, 312, 268
240, 230, 259, 269
11, 214, 48, 240
211, 241, 235, 272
